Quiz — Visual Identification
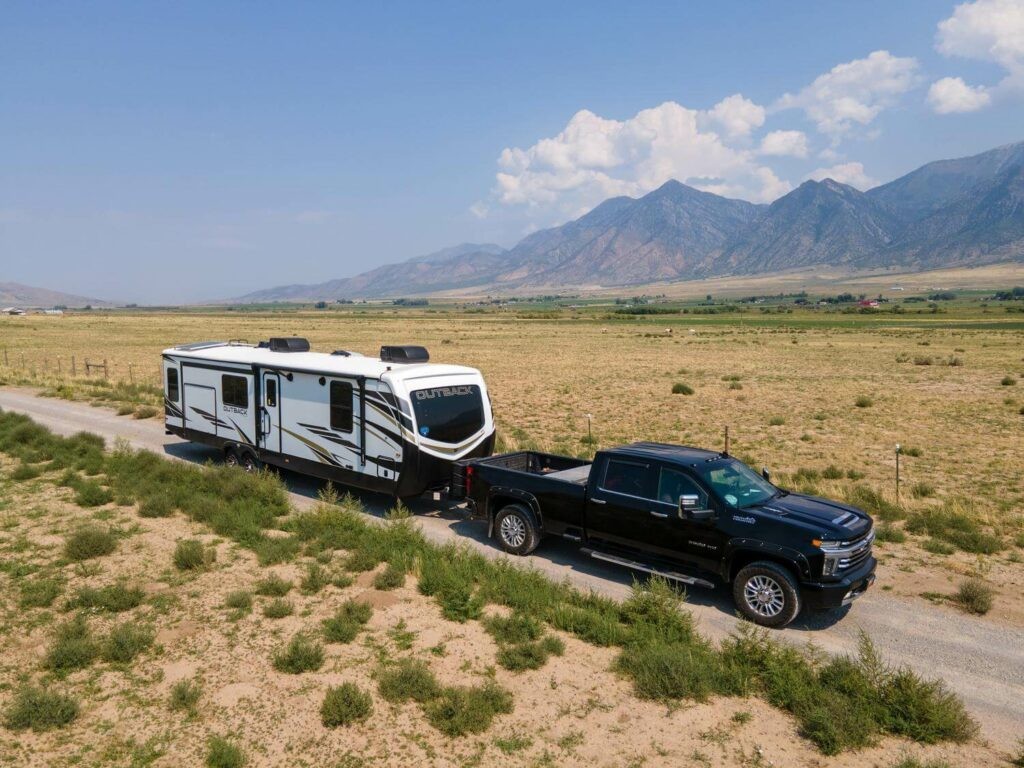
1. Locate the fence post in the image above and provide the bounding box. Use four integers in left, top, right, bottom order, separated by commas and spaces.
3, 348, 7, 366
71, 355, 76, 376
57, 359, 61, 376
103, 359, 108, 379
128, 363, 134, 383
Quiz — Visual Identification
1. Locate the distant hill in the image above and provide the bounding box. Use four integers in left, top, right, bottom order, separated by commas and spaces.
238, 140, 1024, 301
0, 282, 109, 308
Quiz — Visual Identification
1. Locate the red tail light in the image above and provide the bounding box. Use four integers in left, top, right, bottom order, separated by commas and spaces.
465, 465, 474, 495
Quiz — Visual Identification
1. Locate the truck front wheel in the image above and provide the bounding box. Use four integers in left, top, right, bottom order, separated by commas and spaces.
494, 504, 539, 556
733, 561, 801, 628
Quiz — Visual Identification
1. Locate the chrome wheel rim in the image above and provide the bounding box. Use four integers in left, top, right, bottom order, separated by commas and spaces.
241, 456, 257, 473
744, 575, 785, 618
225, 453, 239, 467
499, 514, 527, 548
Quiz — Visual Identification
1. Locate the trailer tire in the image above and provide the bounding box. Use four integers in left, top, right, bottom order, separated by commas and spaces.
224, 447, 241, 468
733, 561, 801, 628
494, 504, 539, 556
238, 450, 261, 474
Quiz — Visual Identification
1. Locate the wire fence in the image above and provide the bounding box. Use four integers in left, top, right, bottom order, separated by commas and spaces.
0, 347, 164, 390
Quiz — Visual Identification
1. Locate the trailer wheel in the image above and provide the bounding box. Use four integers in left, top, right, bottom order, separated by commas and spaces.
733, 561, 801, 628
224, 448, 241, 468
239, 451, 261, 473
494, 504, 539, 556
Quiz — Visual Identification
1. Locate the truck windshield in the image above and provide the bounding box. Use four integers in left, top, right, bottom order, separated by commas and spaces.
695, 458, 777, 509
410, 384, 484, 444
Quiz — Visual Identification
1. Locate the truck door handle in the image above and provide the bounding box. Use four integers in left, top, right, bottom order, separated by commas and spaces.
592, 499, 607, 505
649, 510, 669, 518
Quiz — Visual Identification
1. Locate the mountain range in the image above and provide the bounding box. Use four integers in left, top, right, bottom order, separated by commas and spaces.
237, 141, 1024, 301
0, 282, 110, 308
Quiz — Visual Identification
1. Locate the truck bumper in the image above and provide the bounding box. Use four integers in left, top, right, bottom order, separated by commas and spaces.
799, 557, 877, 610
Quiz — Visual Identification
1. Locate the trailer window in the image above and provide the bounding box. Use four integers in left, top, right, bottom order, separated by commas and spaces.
166, 368, 179, 402
330, 381, 353, 432
265, 378, 277, 407
222, 375, 248, 409
410, 384, 484, 443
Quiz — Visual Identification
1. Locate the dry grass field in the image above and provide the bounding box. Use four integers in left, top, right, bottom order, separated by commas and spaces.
0, 423, 1006, 768
1, 304, 1023, 613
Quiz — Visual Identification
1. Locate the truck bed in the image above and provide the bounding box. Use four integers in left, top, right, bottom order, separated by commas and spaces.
450, 451, 592, 501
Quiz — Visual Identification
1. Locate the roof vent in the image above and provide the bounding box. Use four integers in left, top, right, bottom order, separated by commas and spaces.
379, 345, 429, 363
266, 337, 310, 353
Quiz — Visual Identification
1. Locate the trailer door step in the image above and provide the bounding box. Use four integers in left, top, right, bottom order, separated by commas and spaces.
581, 548, 715, 589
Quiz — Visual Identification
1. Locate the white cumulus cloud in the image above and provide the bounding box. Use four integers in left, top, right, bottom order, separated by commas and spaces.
927, 76, 993, 112
932, 0, 1024, 109
775, 50, 922, 140
701, 94, 766, 139
805, 162, 878, 190
759, 130, 809, 158
493, 101, 792, 222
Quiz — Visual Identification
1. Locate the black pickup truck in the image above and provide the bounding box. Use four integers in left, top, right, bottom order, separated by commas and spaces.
453, 443, 876, 627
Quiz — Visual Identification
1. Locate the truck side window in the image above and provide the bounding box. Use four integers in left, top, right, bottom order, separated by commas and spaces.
657, 468, 707, 507
601, 460, 651, 498
330, 381, 353, 432
222, 375, 248, 409
166, 368, 179, 403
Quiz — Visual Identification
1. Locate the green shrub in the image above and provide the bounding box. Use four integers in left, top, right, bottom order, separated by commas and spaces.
438, 585, 484, 622
910, 482, 935, 499
322, 600, 372, 643
372, 563, 405, 591
69, 582, 144, 612
45, 614, 98, 672
951, 579, 994, 615
821, 465, 844, 480
73, 479, 113, 507
255, 573, 292, 596
300, 562, 329, 594
138, 496, 174, 518
768, 416, 785, 426
262, 598, 293, 619
496, 635, 565, 671
170, 678, 202, 713
133, 405, 159, 419
173, 539, 211, 570
376, 659, 440, 703
64, 525, 117, 560
845, 486, 904, 521
905, 505, 1002, 554
615, 638, 723, 702
344, 549, 380, 572
483, 612, 542, 644
1001, 375, 1017, 386
923, 538, 956, 555
671, 382, 694, 395
620, 578, 694, 644
272, 634, 324, 673
19, 576, 63, 608
423, 682, 513, 737
321, 683, 373, 727
855, 396, 873, 408
102, 620, 154, 663
224, 590, 252, 610
11, 462, 42, 481
3, 685, 79, 732
880, 669, 977, 744
874, 524, 906, 544
206, 735, 246, 768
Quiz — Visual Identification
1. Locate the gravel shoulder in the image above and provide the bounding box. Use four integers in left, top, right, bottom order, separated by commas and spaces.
2, 386, 1021, 751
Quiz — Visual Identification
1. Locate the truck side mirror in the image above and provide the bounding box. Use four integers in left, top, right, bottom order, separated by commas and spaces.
761, 467, 771, 482
679, 494, 713, 521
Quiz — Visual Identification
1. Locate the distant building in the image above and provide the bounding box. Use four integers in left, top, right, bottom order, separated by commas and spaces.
2, 307, 26, 315
43, 309, 64, 315
858, 300, 880, 308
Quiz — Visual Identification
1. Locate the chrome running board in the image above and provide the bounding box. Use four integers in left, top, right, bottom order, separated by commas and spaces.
581, 548, 715, 589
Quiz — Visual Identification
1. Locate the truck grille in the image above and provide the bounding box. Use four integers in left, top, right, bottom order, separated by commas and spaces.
838, 530, 874, 571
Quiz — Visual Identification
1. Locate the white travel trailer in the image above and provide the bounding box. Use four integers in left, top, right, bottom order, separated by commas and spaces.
162, 338, 495, 498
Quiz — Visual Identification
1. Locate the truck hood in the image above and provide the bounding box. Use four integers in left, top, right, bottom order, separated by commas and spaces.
754, 492, 872, 539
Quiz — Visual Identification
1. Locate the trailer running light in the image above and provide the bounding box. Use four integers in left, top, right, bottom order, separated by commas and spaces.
465, 465, 474, 495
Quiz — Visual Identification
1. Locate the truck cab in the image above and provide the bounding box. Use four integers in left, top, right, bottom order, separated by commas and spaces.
457, 442, 876, 627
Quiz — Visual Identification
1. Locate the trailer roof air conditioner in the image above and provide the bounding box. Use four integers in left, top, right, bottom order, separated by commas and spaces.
379, 345, 429, 363
262, 337, 310, 352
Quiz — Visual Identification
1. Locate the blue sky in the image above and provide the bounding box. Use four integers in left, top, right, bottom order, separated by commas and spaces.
2, 0, 1022, 303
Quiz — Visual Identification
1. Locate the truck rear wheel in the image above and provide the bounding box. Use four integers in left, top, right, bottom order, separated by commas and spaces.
733, 561, 801, 628
494, 504, 539, 556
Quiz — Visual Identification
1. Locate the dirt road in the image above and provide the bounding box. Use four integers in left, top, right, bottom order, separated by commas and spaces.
1, 387, 1021, 750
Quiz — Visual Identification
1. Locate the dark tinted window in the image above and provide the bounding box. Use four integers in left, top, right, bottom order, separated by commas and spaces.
410, 384, 484, 443
657, 468, 707, 506
330, 381, 353, 432
601, 460, 652, 498
222, 375, 248, 409
166, 368, 179, 402
265, 378, 277, 407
